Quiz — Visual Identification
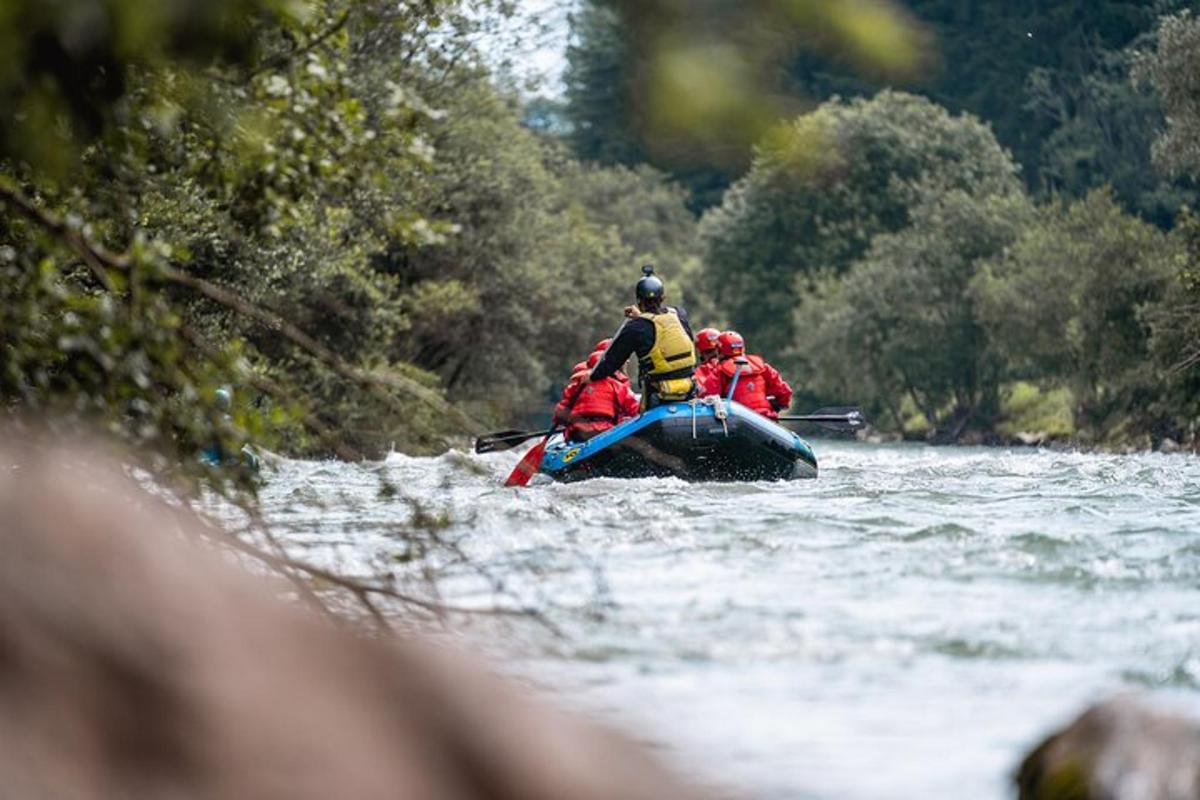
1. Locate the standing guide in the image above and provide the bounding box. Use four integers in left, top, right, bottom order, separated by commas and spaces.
552, 266, 798, 444
588, 266, 698, 411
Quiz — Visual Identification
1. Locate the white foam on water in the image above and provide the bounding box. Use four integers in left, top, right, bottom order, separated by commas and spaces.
258, 441, 1200, 800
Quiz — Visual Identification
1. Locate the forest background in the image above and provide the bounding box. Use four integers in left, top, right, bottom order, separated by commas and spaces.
3, 0, 1200, 498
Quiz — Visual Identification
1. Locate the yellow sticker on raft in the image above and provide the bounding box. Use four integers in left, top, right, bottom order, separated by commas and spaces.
562, 447, 582, 464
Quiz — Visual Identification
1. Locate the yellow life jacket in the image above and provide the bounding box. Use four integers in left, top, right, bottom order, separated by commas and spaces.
636, 308, 697, 402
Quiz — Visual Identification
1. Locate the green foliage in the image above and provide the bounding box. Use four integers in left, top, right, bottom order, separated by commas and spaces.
894, 0, 1164, 188
797, 186, 1032, 438
554, 2, 1200, 448
565, 0, 1200, 220
1031, 43, 1196, 226
0, 0, 306, 177
1135, 11, 1200, 180
561, 1, 736, 211
995, 383, 1076, 440
555, 159, 709, 318
1143, 210, 1200, 437
793, 1, 1199, 214
563, 2, 644, 168
0, 226, 255, 491
700, 91, 1020, 356
5, 0, 1199, 472
973, 190, 1174, 434
0, 0, 316, 495
379, 76, 698, 420
1, 0, 707, 485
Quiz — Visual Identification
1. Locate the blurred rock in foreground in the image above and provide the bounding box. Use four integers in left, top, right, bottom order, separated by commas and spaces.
1017, 697, 1200, 800
0, 432, 720, 800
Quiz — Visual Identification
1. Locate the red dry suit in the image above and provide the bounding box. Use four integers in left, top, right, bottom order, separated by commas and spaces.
714, 355, 793, 420
553, 372, 640, 442
694, 358, 723, 397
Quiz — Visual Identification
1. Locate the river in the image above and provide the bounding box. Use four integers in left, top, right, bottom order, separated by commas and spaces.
258, 441, 1200, 799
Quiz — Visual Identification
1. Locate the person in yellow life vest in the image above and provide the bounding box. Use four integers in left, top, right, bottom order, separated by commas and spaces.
589, 265, 697, 410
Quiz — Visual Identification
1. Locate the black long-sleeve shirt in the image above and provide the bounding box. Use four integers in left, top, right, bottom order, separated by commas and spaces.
590, 306, 694, 384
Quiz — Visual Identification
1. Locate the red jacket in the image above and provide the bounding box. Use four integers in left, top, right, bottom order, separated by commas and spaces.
695, 359, 722, 397
714, 356, 793, 419
554, 372, 640, 441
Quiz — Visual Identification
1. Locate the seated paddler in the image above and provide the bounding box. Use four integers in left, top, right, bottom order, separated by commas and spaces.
588, 265, 698, 411
554, 350, 639, 442
713, 331, 794, 421
693, 327, 722, 396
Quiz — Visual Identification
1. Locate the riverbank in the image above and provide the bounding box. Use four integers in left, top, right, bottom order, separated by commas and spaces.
851, 380, 1199, 455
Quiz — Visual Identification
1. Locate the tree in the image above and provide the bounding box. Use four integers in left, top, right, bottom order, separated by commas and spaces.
0, 0, 327, 491
374, 72, 701, 421
788, 1, 1198, 200
699, 90, 1021, 356
554, 159, 706, 307
972, 190, 1175, 437
1135, 10, 1200, 179
560, 0, 735, 212
0, 0, 529, 481
563, 2, 645, 167
1143, 211, 1200, 442
564, 1, 1200, 218
1030, 41, 1196, 226
797, 187, 1032, 439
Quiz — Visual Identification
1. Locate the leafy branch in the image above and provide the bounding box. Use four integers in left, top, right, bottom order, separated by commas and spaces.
0, 177, 481, 449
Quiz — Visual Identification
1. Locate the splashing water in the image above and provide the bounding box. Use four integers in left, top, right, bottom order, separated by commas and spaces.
259, 441, 1200, 799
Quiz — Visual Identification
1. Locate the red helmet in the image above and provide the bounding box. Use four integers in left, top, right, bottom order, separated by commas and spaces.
718, 331, 745, 359
593, 338, 612, 353
695, 327, 721, 355
587, 351, 603, 369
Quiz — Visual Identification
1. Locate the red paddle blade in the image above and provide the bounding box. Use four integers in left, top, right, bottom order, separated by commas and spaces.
504, 439, 548, 487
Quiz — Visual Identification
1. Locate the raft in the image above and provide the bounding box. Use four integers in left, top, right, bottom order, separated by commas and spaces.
539, 399, 818, 483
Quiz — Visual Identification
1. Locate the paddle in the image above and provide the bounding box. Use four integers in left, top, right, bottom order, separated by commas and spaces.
501, 378, 590, 486
503, 433, 556, 487
777, 406, 868, 433
475, 429, 552, 454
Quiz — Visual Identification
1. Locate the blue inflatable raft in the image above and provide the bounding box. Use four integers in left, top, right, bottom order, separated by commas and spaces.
539, 400, 818, 482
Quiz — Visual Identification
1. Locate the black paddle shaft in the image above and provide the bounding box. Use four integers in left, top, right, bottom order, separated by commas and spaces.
777, 407, 868, 431
479, 379, 590, 455
475, 429, 552, 454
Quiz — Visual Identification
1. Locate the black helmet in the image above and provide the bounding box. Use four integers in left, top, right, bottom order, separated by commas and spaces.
635, 264, 664, 304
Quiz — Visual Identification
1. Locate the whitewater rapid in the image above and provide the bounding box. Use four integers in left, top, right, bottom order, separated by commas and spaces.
257, 441, 1200, 799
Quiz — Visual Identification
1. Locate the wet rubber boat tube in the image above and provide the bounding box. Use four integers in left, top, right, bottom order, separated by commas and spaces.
539, 400, 818, 482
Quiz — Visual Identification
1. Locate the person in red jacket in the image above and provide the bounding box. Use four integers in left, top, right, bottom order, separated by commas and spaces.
590, 337, 636, 386
554, 351, 640, 442
693, 328, 722, 396
713, 331, 793, 420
